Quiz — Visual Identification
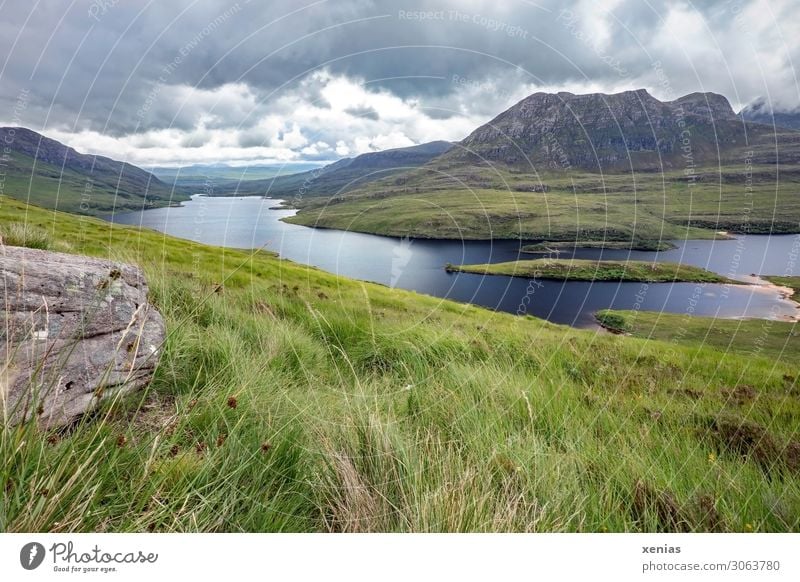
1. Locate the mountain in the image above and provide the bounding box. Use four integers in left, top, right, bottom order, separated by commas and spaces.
216, 140, 453, 199
439, 89, 787, 171
285, 89, 800, 242
340, 140, 454, 169
0, 127, 188, 215
740, 98, 800, 130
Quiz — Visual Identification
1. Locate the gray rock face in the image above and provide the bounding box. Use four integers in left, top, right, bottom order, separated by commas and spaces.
1, 246, 165, 428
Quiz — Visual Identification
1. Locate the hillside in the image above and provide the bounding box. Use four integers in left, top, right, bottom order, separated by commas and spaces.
2, 194, 799, 532
286, 90, 800, 243
0, 127, 189, 215
215, 140, 452, 199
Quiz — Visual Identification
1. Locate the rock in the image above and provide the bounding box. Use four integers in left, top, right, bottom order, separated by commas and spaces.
1, 246, 165, 428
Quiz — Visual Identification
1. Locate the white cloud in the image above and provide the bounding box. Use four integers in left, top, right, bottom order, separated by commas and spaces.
41, 71, 509, 166
11, 0, 797, 167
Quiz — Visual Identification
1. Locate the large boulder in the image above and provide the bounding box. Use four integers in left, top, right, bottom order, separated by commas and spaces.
1, 246, 165, 428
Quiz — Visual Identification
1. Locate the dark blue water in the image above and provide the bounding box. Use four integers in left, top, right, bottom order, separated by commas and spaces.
110, 196, 800, 328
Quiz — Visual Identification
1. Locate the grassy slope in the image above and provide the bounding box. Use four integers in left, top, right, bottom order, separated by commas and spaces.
0, 151, 189, 215
595, 310, 799, 366
447, 258, 735, 284
285, 165, 800, 241
1, 195, 799, 533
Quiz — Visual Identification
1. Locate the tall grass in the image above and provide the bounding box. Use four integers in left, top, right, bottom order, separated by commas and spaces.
1, 195, 799, 532
0, 222, 53, 250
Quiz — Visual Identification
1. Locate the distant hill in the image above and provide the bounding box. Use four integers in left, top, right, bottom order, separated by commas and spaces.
740, 98, 800, 130
149, 162, 324, 190
215, 140, 453, 199
0, 127, 188, 215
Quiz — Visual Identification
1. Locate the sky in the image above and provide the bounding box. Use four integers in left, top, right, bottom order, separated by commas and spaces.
1, 0, 798, 167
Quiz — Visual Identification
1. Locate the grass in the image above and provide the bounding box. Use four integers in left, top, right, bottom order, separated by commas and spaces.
0, 222, 54, 250
284, 164, 800, 242
595, 309, 799, 365
1, 194, 799, 532
445, 258, 736, 284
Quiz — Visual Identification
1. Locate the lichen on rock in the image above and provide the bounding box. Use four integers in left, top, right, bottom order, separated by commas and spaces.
1, 246, 165, 428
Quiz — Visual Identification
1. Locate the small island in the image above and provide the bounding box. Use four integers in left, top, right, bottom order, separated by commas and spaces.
521, 240, 676, 253
445, 258, 737, 284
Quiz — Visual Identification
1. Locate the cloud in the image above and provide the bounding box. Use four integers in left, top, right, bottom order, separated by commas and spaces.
344, 105, 380, 120
0, 0, 797, 165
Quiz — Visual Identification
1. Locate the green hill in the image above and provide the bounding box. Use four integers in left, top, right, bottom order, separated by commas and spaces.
0, 127, 190, 215
2, 194, 798, 532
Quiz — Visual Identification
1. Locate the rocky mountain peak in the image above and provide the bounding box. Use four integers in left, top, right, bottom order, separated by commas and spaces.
668, 92, 737, 121
453, 88, 758, 170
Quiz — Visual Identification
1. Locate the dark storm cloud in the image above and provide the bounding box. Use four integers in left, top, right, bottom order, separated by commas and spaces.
0, 0, 798, 163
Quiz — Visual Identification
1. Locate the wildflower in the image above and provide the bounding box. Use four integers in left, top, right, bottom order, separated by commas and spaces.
708, 452, 716, 463
116, 435, 127, 448
227, 396, 238, 409
261, 442, 272, 453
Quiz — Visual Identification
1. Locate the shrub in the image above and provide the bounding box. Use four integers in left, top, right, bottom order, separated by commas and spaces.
595, 310, 632, 333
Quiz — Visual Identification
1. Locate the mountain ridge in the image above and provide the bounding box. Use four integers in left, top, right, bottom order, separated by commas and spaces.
441, 88, 780, 170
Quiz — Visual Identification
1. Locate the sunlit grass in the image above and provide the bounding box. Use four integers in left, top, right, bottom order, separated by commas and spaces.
1, 195, 798, 532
